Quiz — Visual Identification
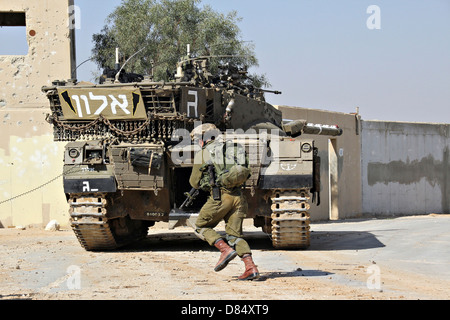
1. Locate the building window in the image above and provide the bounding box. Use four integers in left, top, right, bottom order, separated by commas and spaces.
0, 12, 28, 55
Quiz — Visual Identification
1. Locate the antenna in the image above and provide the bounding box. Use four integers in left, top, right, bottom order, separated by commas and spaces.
114, 47, 146, 83
72, 56, 93, 79
115, 47, 120, 71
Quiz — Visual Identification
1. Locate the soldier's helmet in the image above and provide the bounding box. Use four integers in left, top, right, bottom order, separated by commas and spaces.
190, 123, 220, 142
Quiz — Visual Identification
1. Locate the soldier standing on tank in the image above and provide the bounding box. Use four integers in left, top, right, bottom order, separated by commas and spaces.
188, 123, 259, 281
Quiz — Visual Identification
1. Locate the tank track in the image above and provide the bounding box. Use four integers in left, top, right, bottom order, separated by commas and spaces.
68, 194, 150, 251
270, 189, 311, 249
68, 194, 119, 251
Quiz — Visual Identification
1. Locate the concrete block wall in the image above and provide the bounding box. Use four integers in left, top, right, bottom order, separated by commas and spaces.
361, 120, 450, 215
276, 106, 363, 221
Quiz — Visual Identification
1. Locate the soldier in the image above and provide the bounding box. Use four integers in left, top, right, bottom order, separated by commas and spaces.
189, 123, 259, 280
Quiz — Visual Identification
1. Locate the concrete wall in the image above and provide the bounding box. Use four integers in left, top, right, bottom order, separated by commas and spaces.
0, 0, 75, 228
276, 106, 362, 221
361, 120, 450, 215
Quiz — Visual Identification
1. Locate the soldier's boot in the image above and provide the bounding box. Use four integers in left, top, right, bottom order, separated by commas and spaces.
238, 254, 259, 281
214, 239, 238, 272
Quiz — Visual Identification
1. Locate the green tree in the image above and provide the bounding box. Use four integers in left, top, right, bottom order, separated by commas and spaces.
91, 0, 269, 87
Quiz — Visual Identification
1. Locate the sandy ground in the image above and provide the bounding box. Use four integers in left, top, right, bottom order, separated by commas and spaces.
0, 214, 449, 301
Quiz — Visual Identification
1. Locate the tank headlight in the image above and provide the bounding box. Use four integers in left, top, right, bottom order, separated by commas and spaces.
301, 143, 312, 153
68, 148, 80, 158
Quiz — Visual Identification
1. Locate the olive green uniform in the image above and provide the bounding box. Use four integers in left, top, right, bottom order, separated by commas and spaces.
189, 141, 251, 257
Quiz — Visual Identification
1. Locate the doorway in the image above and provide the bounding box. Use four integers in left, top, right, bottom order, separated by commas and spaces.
328, 139, 339, 220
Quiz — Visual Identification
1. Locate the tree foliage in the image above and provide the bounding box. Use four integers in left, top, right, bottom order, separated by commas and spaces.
91, 0, 269, 87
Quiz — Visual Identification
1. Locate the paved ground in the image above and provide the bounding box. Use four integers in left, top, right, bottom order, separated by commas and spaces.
0, 214, 449, 301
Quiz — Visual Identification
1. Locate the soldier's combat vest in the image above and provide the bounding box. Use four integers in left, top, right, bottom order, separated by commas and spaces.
200, 140, 251, 191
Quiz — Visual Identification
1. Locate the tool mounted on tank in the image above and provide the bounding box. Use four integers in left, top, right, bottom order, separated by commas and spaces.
283, 119, 343, 138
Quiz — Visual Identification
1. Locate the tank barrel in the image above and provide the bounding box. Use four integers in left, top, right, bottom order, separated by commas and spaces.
283, 119, 343, 137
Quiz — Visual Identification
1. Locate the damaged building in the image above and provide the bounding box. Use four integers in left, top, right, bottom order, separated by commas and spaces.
0, 0, 75, 227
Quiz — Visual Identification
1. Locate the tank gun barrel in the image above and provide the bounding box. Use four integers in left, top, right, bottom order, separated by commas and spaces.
283, 119, 343, 137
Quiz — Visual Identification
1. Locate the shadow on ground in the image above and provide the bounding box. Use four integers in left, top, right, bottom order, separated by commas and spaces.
120, 228, 385, 253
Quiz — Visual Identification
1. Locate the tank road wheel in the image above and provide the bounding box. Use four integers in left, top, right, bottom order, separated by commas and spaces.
269, 190, 311, 249
68, 194, 149, 251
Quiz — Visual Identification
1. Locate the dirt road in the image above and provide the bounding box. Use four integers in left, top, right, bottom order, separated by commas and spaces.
1, 215, 449, 301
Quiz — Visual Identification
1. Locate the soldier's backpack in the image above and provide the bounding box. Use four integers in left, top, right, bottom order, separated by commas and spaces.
206, 140, 252, 189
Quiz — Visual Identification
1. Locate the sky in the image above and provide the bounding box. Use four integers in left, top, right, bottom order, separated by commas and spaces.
2, 0, 449, 123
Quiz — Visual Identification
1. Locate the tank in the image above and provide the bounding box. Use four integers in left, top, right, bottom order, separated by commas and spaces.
42, 51, 342, 251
